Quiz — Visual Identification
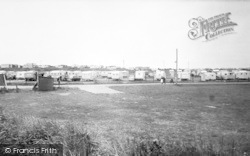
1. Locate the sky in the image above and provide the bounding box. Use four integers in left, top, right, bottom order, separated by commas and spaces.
0, 0, 249, 69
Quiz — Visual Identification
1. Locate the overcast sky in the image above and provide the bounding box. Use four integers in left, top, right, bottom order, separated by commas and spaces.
0, 0, 249, 69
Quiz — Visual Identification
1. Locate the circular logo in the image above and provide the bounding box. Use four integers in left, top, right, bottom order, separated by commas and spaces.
5, 148, 11, 153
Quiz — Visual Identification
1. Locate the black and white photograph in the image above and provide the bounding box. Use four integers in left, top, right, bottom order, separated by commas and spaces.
0, 0, 250, 155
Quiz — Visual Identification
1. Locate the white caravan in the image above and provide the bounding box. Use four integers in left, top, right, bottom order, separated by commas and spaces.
50, 70, 66, 79
43, 71, 51, 77
135, 71, 146, 80
178, 71, 191, 80
24, 71, 37, 81
72, 71, 82, 81
81, 71, 98, 81
107, 71, 114, 79
154, 70, 166, 80
6, 71, 16, 80
200, 72, 216, 81
111, 71, 123, 80
0, 70, 6, 74
121, 71, 129, 79
64, 71, 81, 81
100, 71, 109, 78
217, 70, 235, 80
169, 69, 175, 78
129, 75, 135, 81
235, 70, 249, 79
16, 71, 27, 80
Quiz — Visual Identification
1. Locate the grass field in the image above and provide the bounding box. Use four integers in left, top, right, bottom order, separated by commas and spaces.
0, 84, 250, 155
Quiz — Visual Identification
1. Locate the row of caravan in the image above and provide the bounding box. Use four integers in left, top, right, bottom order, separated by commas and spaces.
0, 70, 38, 81
0, 70, 158, 81
1, 69, 249, 82
154, 69, 250, 81
0, 70, 191, 81
0, 70, 134, 81
200, 70, 250, 81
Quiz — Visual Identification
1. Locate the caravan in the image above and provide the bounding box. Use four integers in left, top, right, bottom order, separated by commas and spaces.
100, 71, 109, 78
16, 71, 27, 80
107, 71, 114, 79
169, 69, 175, 78
178, 71, 191, 80
121, 71, 129, 79
217, 70, 235, 80
6, 71, 16, 80
154, 70, 166, 81
50, 70, 66, 80
200, 72, 216, 81
24, 71, 37, 81
43, 71, 51, 77
110, 71, 129, 80
135, 71, 146, 80
71, 71, 82, 81
63, 71, 82, 81
111, 71, 123, 80
0, 70, 6, 74
235, 70, 249, 80
81, 71, 98, 81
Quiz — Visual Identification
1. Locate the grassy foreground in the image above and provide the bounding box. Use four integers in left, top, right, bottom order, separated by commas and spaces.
1, 84, 250, 156
0, 108, 249, 156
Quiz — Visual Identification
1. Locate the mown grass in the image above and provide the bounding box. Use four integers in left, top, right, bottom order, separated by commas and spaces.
0, 107, 249, 156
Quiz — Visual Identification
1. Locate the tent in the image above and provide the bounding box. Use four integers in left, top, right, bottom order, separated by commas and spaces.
135, 71, 146, 80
